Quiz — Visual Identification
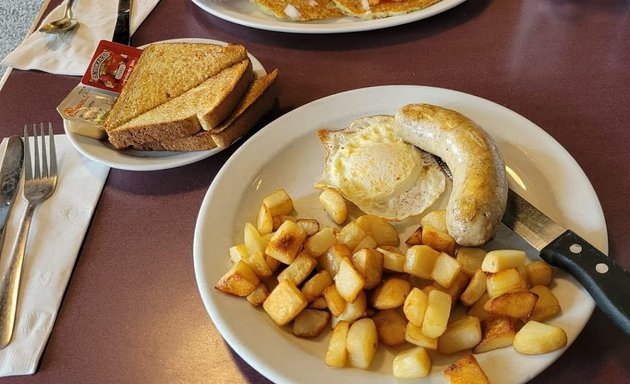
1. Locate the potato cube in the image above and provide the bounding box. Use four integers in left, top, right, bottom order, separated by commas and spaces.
262, 280, 307, 326
246, 284, 270, 306
256, 204, 273, 235
371, 277, 411, 310
351, 248, 383, 289
292, 309, 330, 338
422, 224, 456, 256
277, 252, 317, 286
378, 246, 406, 272
229, 243, 248, 264
244, 222, 267, 254
421, 209, 448, 232
405, 226, 423, 245
346, 318, 378, 369
438, 316, 482, 354
481, 249, 527, 273
301, 271, 333, 302
460, 269, 487, 306
486, 267, 525, 297
263, 188, 294, 216
456, 247, 487, 277
513, 321, 567, 354
371, 309, 407, 346
530, 285, 561, 321
352, 235, 378, 254
355, 214, 400, 246
331, 291, 367, 328
421, 289, 452, 338
296, 218, 320, 236
265, 254, 281, 274
444, 354, 490, 384
433, 271, 470, 306
334, 258, 365, 303
215, 260, 260, 297
265, 220, 306, 264
272, 215, 296, 231
337, 221, 366, 250
245, 250, 273, 278
326, 321, 349, 367
393, 347, 432, 379
319, 188, 348, 225
403, 287, 428, 327
473, 316, 516, 353
484, 289, 538, 319
431, 252, 462, 289
323, 285, 347, 317
318, 244, 351, 278
309, 297, 328, 310
526, 260, 553, 287
405, 322, 438, 349
405, 245, 440, 280
304, 226, 338, 257
466, 292, 491, 322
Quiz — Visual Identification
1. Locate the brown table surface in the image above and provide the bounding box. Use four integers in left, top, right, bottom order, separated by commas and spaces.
0, 0, 628, 383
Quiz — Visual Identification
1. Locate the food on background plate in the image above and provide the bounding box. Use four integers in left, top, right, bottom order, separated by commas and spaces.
333, 0, 442, 19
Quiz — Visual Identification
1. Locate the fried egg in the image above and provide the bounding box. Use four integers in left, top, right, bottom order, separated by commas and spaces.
315, 115, 446, 221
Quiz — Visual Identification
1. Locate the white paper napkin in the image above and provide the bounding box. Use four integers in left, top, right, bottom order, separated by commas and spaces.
0, 134, 110, 376
1, 0, 160, 76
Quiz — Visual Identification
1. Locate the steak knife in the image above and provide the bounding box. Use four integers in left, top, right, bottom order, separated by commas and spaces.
0, 137, 24, 257
503, 189, 630, 335
112, 0, 132, 45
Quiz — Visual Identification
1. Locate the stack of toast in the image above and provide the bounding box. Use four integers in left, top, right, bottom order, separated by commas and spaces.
103, 42, 279, 151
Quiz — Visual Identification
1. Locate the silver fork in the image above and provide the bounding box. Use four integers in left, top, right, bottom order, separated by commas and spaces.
0, 123, 58, 349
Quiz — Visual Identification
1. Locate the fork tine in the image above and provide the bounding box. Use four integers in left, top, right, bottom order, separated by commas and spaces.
47, 122, 57, 178
23, 125, 32, 181
40, 123, 48, 179
33, 124, 40, 180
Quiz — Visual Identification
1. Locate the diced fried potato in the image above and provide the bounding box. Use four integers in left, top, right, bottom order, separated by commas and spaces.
301, 270, 334, 302
352, 235, 378, 253
319, 188, 348, 225
337, 221, 366, 250
422, 224, 456, 256
421, 289, 452, 338
309, 297, 328, 309
466, 292, 491, 322
486, 267, 525, 297
265, 254, 281, 274
460, 269, 487, 306
262, 280, 307, 326
256, 204, 273, 235
323, 285, 347, 317
277, 252, 317, 286
530, 285, 561, 321
263, 188, 294, 216
318, 244, 351, 278
481, 249, 527, 273
405, 245, 440, 280
526, 260, 553, 287
265, 220, 306, 264
272, 215, 296, 231
296, 218, 320, 236
304, 226, 337, 257
215, 260, 260, 296
473, 316, 516, 353
229, 243, 248, 264
346, 318, 378, 369
433, 271, 470, 306
331, 291, 367, 328
403, 287, 428, 327
246, 283, 270, 306
371, 309, 407, 347
292, 309, 331, 338
245, 250, 273, 278
431, 252, 462, 289
443, 354, 490, 384
438, 316, 482, 354
334, 258, 366, 303
513, 321, 567, 354
484, 289, 538, 319
371, 277, 411, 310
244, 222, 267, 254
355, 215, 400, 246
456, 247, 487, 277
421, 209, 448, 233
405, 322, 438, 349
378, 246, 406, 272
406, 226, 423, 245
326, 321, 349, 368
393, 347, 432, 379
351, 248, 383, 289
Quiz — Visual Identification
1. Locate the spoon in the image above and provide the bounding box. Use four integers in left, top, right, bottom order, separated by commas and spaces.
39, 0, 79, 33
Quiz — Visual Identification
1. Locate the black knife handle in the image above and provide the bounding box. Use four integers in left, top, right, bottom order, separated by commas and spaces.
541, 230, 630, 336
112, 10, 130, 45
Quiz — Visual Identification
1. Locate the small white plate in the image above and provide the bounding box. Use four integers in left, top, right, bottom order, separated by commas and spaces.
191, 0, 467, 34
193, 85, 607, 384
63, 38, 266, 171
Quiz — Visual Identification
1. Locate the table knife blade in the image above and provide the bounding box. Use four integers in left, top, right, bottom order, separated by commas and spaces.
112, 0, 132, 45
502, 189, 630, 335
0, 137, 24, 249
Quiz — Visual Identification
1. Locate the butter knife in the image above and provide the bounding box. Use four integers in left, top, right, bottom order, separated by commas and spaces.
0, 137, 24, 258
112, 0, 132, 45
502, 189, 630, 336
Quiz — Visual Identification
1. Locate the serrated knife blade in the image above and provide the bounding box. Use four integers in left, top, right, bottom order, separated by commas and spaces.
0, 137, 24, 252
502, 189, 630, 335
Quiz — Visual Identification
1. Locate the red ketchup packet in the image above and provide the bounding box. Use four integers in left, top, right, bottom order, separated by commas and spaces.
81, 40, 142, 93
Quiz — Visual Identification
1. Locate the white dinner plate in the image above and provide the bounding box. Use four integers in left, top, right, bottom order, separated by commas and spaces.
193, 85, 607, 384
191, 0, 467, 34
63, 38, 266, 171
